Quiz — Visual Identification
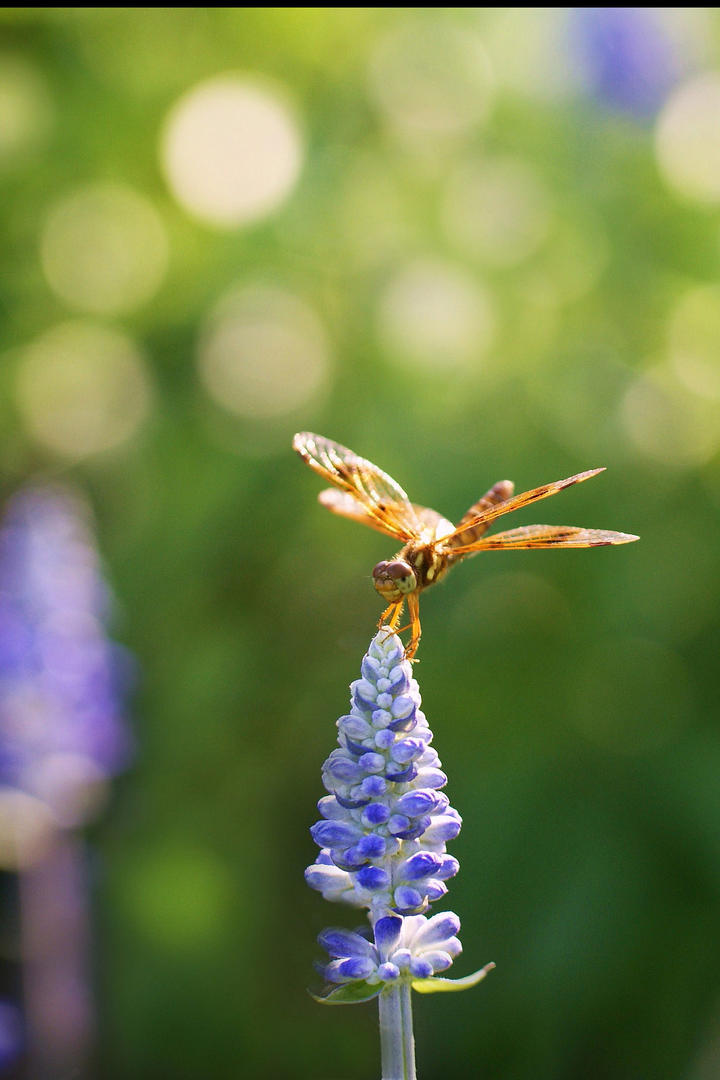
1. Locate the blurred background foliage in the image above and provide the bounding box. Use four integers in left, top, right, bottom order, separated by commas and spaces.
1, 7, 720, 1079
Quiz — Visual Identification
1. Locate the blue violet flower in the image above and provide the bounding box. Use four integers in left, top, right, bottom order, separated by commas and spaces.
306, 630, 493, 1007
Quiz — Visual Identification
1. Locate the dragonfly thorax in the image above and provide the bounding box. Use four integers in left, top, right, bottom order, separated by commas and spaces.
372, 558, 417, 600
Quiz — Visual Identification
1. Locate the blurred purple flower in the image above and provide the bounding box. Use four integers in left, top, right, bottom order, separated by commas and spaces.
0, 484, 132, 828
0, 999, 23, 1070
569, 8, 682, 117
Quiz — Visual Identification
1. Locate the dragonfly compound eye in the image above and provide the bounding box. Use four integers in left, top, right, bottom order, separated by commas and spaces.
372, 559, 417, 599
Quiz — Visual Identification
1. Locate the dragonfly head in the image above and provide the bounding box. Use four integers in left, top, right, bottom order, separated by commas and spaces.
372, 559, 417, 601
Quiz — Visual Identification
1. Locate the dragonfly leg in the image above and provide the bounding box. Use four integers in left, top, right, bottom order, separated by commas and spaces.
378, 600, 404, 631
403, 593, 422, 661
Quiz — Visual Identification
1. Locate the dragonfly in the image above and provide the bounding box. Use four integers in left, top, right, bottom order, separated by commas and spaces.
293, 432, 639, 660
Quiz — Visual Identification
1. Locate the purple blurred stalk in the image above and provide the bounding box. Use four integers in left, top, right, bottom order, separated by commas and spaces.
18, 832, 92, 1079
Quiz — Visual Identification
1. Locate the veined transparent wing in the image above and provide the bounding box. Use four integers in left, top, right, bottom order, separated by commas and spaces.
318, 490, 455, 543
293, 432, 425, 541
449, 523, 639, 554
441, 468, 606, 552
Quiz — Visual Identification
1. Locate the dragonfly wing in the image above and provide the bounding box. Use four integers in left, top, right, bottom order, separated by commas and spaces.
441, 468, 606, 551
294, 432, 424, 541
453, 480, 515, 545
318, 489, 405, 539
450, 523, 639, 554
411, 504, 456, 543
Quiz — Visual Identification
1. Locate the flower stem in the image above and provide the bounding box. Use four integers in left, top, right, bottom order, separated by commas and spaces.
378, 982, 416, 1080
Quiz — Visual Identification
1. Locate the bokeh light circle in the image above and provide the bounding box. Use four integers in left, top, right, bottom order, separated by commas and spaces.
484, 8, 583, 102
620, 365, 720, 467
367, 17, 493, 140
0, 54, 52, 164
442, 157, 552, 267
377, 258, 495, 370
161, 75, 303, 227
41, 182, 168, 315
198, 285, 331, 419
524, 217, 609, 306
16, 321, 152, 460
668, 284, 720, 399
339, 154, 412, 269
656, 73, 720, 204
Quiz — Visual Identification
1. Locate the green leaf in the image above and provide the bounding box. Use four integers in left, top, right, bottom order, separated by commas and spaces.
411, 962, 496, 994
309, 980, 383, 1006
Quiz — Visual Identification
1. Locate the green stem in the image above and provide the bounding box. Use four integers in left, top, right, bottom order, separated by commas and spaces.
378, 981, 416, 1080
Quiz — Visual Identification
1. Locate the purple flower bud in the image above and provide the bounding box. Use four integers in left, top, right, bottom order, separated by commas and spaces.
388, 713, 417, 733
385, 762, 417, 783
327, 757, 364, 783
342, 734, 372, 757
351, 679, 377, 712
435, 854, 460, 880
390, 738, 426, 764
394, 790, 440, 818
416, 767, 447, 790
359, 752, 385, 773
374, 637, 403, 665
360, 775, 387, 798
325, 957, 377, 983
386, 664, 409, 692
392, 822, 426, 842
391, 695, 415, 720
343, 846, 370, 870
401, 851, 443, 882
419, 746, 440, 768
409, 957, 434, 979
374, 913, 403, 953
417, 949, 454, 972
338, 713, 372, 739
310, 820, 361, 848
356, 866, 390, 891
357, 834, 386, 859
334, 792, 370, 810
304, 863, 357, 904
317, 796, 345, 820
421, 813, 462, 845
373, 729, 395, 750
394, 886, 425, 913
319, 928, 375, 959
414, 912, 461, 947
362, 803, 390, 827
387, 813, 411, 836
424, 879, 448, 902
391, 948, 411, 969
361, 655, 381, 682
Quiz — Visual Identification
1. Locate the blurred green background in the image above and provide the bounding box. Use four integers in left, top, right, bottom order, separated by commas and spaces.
2, 7, 720, 1079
